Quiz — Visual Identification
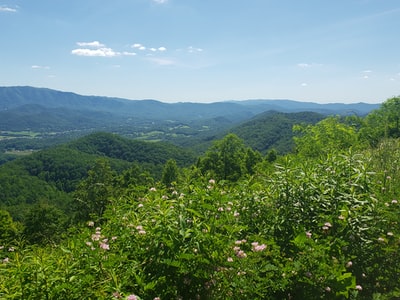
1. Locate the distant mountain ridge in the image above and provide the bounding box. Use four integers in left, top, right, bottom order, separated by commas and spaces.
0, 86, 381, 139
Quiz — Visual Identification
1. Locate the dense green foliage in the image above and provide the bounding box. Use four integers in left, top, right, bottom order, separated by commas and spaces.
0, 96, 399, 299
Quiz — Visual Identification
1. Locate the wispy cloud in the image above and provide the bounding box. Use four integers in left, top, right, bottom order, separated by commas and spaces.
187, 46, 203, 53
297, 62, 322, 68
152, 0, 168, 4
32, 65, 50, 70
147, 57, 176, 66
71, 41, 136, 57
0, 5, 17, 12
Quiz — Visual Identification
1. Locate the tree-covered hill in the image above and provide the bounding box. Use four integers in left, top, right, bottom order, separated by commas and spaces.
230, 111, 325, 154
0, 132, 196, 224
67, 132, 196, 166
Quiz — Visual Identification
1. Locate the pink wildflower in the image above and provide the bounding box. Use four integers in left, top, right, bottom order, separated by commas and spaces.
127, 294, 138, 300
99, 242, 110, 250
227, 257, 233, 262
87, 221, 94, 227
355, 285, 362, 291
253, 244, 267, 252
306, 231, 312, 238
346, 261, 353, 268
236, 250, 247, 258
149, 187, 157, 192
209, 179, 215, 185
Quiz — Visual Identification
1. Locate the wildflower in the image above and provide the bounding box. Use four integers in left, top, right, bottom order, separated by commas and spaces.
306, 231, 312, 239
112, 236, 117, 241
227, 257, 233, 262
91, 233, 101, 241
233, 211, 240, 217
378, 237, 385, 243
0, 246, 4, 250
235, 240, 243, 245
236, 250, 247, 258
209, 179, 215, 185
112, 291, 122, 299
218, 207, 224, 212
387, 232, 394, 236
162, 195, 168, 200
138, 203, 144, 208
99, 242, 110, 250
136, 225, 143, 231
127, 294, 138, 300
154, 298, 161, 300
86, 241, 93, 247
346, 261, 353, 268
338, 215, 345, 220
8, 247, 15, 252
149, 187, 157, 192
138, 230, 146, 235
324, 222, 332, 228
253, 244, 267, 252
2, 257, 9, 264
355, 285, 362, 291
392, 199, 398, 204
325, 286, 331, 292
87, 221, 94, 227
96, 227, 101, 232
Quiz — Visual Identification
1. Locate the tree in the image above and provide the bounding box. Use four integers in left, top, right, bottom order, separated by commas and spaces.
0, 209, 18, 243
198, 134, 251, 181
293, 116, 358, 157
161, 159, 179, 187
73, 158, 115, 222
360, 96, 400, 146
23, 203, 66, 244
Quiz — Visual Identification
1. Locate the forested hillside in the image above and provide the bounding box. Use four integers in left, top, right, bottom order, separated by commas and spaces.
0, 96, 399, 299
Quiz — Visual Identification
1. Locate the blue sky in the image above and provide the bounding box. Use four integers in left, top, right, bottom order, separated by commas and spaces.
1, 0, 399, 103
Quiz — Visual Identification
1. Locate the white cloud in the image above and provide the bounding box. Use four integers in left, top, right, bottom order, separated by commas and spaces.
363, 70, 372, 73
152, 0, 168, 4
150, 48, 157, 52
301, 83, 308, 87
31, 65, 50, 69
77, 41, 105, 48
72, 47, 119, 57
0, 6, 17, 12
158, 46, 167, 51
72, 41, 137, 57
132, 43, 142, 48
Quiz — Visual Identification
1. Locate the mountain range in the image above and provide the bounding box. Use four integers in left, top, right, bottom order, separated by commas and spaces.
0, 86, 380, 128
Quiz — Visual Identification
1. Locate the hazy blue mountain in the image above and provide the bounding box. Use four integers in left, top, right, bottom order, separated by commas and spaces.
0, 86, 381, 149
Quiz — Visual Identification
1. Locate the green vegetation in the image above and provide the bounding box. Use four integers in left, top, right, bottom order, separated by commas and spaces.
0, 97, 399, 299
